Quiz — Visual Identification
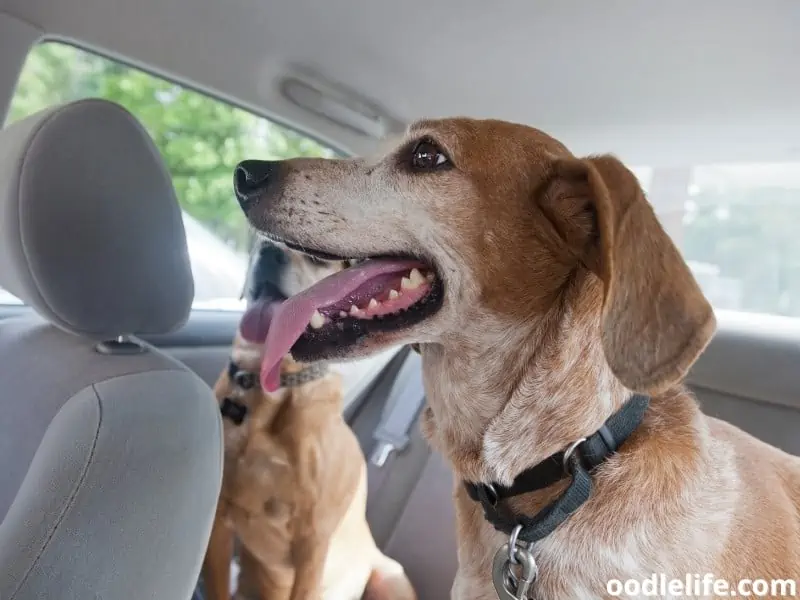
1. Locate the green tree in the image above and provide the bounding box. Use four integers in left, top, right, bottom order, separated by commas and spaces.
7, 42, 334, 253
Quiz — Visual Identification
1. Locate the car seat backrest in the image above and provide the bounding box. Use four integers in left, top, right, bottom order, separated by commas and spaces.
0, 99, 222, 600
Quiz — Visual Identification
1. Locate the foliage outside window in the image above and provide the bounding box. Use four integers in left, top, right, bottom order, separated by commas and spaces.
3, 41, 335, 307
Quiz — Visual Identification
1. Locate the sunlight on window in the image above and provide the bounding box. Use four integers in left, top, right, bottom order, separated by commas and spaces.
681, 163, 800, 318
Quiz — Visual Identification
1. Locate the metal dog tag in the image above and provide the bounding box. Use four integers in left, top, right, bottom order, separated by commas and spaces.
492, 543, 537, 600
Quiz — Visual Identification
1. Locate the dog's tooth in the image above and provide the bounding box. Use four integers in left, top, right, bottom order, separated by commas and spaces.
339, 311, 348, 318
409, 268, 426, 286
400, 276, 418, 290
310, 310, 326, 329
349, 304, 360, 316
368, 298, 379, 309
388, 289, 400, 300
426, 272, 435, 282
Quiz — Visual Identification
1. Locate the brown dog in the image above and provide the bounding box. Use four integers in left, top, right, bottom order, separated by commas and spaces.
201, 242, 415, 600
234, 119, 800, 599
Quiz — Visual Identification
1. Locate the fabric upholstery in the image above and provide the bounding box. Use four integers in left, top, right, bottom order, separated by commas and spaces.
0, 357, 223, 600
0, 99, 193, 338
0, 315, 218, 521
384, 451, 459, 600
0, 99, 222, 600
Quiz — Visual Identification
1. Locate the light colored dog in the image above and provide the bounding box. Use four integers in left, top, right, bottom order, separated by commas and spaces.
233, 120, 800, 599
202, 241, 415, 600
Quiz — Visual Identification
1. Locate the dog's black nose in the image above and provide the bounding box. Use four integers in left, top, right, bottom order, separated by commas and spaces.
234, 160, 279, 211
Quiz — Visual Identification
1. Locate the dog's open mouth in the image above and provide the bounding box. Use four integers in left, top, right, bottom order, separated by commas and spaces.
240, 253, 443, 391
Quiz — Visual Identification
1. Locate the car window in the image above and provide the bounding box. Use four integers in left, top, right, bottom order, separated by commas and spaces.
634, 163, 800, 318
1, 41, 336, 310
5, 44, 796, 320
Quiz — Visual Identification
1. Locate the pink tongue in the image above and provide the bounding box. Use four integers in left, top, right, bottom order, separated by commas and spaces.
240, 298, 280, 345
239, 298, 282, 390
259, 258, 424, 391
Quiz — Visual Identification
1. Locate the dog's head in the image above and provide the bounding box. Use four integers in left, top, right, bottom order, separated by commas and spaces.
235, 118, 715, 395
244, 238, 351, 304
234, 239, 349, 370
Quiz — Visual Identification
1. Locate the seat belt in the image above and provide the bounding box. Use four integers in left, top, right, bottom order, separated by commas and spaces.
368, 348, 425, 467
360, 347, 431, 547
341, 345, 430, 547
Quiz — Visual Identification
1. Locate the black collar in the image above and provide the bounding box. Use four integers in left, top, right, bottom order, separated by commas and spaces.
465, 394, 650, 545
220, 360, 329, 425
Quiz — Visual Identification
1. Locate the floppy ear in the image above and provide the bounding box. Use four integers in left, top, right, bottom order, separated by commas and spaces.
557, 154, 716, 394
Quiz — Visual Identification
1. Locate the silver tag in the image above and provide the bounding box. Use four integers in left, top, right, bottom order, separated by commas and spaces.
492, 543, 538, 600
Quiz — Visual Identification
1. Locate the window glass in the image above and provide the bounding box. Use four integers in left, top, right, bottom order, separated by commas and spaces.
639, 162, 800, 318
1, 41, 336, 309
5, 43, 796, 319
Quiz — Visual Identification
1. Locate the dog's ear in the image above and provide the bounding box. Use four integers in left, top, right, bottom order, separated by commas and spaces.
556, 154, 716, 394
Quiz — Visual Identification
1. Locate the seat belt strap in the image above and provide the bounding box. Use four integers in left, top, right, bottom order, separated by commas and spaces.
369, 348, 425, 467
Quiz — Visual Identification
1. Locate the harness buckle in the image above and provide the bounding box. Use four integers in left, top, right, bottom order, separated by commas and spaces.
232, 369, 256, 390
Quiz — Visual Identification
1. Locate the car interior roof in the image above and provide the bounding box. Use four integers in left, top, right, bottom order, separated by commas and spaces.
1, 0, 798, 167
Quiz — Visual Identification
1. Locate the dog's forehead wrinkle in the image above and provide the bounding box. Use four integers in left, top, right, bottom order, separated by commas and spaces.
407, 117, 572, 162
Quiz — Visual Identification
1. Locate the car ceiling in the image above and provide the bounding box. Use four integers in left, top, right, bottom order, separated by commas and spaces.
1, 0, 798, 167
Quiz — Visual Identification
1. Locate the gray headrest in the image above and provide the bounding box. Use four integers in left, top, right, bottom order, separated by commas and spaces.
0, 99, 193, 338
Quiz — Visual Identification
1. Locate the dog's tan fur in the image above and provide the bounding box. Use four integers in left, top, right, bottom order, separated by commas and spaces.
242, 118, 800, 599
203, 337, 416, 600
202, 241, 415, 600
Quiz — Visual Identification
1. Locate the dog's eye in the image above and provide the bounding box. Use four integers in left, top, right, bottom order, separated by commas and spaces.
410, 139, 450, 171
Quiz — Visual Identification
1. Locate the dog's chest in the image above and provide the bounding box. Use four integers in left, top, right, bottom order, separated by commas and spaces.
222, 422, 297, 524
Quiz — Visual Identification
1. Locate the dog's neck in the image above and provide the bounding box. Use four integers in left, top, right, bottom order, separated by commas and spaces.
421, 276, 631, 486
228, 339, 341, 411
278, 357, 330, 387
262, 356, 341, 407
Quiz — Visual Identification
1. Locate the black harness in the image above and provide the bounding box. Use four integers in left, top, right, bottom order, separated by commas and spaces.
220, 360, 329, 426
465, 394, 650, 546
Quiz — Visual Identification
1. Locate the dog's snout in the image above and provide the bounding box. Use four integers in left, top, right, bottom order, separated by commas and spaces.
247, 243, 290, 303
234, 160, 279, 211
